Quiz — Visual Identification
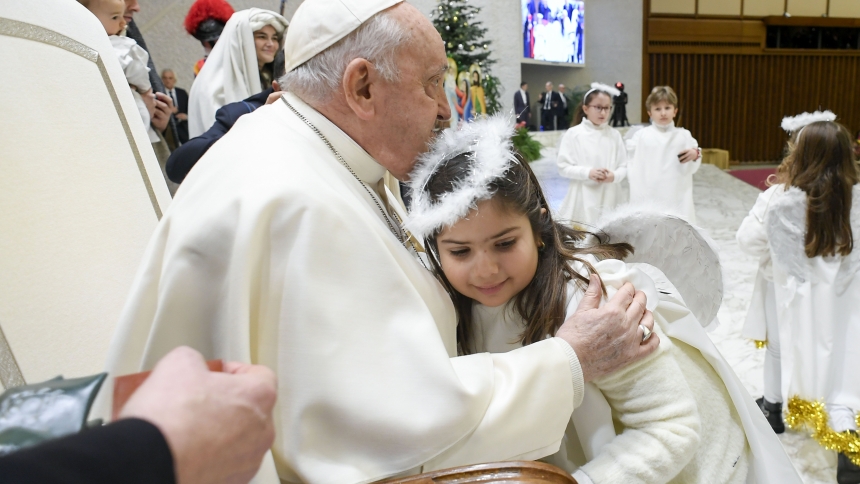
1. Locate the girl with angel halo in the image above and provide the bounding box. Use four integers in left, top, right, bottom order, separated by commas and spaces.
404, 115, 801, 484
556, 83, 628, 226
737, 112, 860, 484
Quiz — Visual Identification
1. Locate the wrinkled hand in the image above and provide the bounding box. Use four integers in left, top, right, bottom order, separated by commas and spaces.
555, 275, 658, 382
678, 148, 698, 163
588, 168, 605, 182
151, 92, 174, 133
120, 347, 277, 484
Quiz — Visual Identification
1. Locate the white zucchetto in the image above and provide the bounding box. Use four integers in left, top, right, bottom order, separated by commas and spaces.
284, 0, 403, 72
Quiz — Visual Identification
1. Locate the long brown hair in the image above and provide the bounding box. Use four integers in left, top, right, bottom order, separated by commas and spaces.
423, 152, 632, 355
774, 121, 859, 257
574, 90, 612, 126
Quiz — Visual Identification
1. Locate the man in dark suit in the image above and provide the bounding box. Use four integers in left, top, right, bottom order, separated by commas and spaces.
162, 69, 189, 144
558, 83, 572, 130
538, 82, 562, 131
514, 82, 531, 128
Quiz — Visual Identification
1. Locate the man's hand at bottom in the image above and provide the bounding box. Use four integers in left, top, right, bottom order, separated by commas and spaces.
119, 347, 277, 484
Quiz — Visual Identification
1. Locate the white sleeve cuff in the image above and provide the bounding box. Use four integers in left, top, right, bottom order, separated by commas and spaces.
572, 469, 595, 484
550, 337, 585, 409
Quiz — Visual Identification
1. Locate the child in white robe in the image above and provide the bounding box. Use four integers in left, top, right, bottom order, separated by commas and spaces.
405, 116, 801, 484
78, 0, 158, 142
627, 86, 701, 223
737, 116, 860, 483
557, 84, 627, 226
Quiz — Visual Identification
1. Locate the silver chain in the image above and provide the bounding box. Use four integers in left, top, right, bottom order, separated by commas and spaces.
280, 95, 406, 246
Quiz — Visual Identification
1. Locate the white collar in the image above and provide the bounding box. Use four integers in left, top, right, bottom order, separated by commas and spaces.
651, 120, 675, 132
283, 92, 386, 186
581, 118, 607, 130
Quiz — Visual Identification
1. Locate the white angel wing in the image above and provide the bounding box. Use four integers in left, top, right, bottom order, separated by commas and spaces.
766, 185, 860, 295
596, 205, 723, 328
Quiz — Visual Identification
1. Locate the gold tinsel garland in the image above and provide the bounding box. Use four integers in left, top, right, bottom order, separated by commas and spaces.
784, 396, 860, 466
752, 340, 767, 349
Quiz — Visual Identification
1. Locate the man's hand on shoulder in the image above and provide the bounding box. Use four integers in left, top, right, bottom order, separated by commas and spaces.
555, 275, 658, 382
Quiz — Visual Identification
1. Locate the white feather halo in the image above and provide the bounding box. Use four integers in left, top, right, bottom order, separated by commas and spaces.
405, 115, 519, 240
780, 110, 837, 133
587, 82, 621, 98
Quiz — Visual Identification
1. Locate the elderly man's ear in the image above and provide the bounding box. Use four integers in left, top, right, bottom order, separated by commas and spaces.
341, 58, 377, 120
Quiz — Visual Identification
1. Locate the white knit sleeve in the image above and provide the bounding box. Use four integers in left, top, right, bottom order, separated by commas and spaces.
578, 325, 701, 484
557, 131, 594, 182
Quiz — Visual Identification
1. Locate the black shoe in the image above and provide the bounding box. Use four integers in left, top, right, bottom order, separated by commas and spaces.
756, 397, 785, 434
838, 446, 860, 484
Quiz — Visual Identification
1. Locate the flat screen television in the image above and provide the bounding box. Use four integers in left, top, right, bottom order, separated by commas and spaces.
522, 0, 585, 65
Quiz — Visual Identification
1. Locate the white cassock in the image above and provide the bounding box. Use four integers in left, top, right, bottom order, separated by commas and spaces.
97, 92, 583, 484
556, 119, 627, 226
737, 184, 860, 430
626, 122, 700, 224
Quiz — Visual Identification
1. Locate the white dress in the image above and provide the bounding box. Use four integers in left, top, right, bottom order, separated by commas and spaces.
745, 184, 860, 432
556, 119, 627, 226
626, 122, 700, 224
737, 185, 780, 345
96, 92, 585, 484
473, 257, 803, 484
187, 8, 288, 138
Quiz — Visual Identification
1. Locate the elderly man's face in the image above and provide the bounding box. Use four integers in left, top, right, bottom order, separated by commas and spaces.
545, 82, 552, 92
374, 5, 450, 180
162, 71, 176, 90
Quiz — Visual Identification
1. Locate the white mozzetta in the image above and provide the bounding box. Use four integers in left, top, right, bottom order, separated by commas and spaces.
556, 119, 627, 226
97, 92, 581, 484
626, 122, 701, 224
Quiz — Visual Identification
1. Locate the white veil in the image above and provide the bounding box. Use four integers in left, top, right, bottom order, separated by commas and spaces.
188, 8, 287, 138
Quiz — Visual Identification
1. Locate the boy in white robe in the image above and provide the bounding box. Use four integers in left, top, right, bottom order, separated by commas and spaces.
627, 86, 701, 224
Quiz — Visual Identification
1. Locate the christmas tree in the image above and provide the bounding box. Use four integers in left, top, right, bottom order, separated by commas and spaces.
431, 0, 501, 115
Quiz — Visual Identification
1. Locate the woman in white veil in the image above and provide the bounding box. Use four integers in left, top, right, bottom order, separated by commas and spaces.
188, 8, 288, 138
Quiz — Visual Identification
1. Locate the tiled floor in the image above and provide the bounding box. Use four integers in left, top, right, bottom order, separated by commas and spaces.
531, 148, 838, 483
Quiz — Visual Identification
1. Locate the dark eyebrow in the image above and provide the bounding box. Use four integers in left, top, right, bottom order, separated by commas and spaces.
438, 226, 519, 246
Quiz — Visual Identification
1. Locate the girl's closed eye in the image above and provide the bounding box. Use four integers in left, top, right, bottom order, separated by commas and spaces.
449, 247, 470, 257
496, 238, 517, 249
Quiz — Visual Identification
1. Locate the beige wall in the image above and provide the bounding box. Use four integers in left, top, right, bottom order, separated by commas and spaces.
651, 0, 860, 17
698, 0, 741, 16
830, 0, 860, 17
743, 0, 785, 16
651, 0, 695, 14
786, 0, 827, 17
522, 0, 644, 125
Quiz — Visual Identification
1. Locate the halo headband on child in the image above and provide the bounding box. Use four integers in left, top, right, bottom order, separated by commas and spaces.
584, 82, 621, 99
781, 110, 837, 134
405, 115, 519, 240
